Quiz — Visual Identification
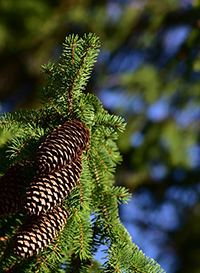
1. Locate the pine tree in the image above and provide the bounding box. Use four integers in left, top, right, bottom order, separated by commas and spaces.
0, 33, 165, 273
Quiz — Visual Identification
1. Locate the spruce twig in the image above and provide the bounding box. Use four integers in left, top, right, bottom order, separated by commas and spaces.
0, 33, 165, 273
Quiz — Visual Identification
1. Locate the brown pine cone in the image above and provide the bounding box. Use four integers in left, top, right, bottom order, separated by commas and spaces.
24, 157, 82, 215
14, 206, 69, 258
36, 121, 90, 173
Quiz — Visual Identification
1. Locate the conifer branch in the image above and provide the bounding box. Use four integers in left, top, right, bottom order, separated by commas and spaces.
77, 216, 84, 254
92, 162, 101, 187
0, 33, 165, 273
93, 148, 108, 171
67, 37, 75, 119
101, 142, 113, 157
16, 128, 38, 156
45, 95, 61, 116
101, 195, 110, 223
77, 180, 84, 205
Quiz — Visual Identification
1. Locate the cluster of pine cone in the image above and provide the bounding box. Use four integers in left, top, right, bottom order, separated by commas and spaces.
0, 121, 90, 258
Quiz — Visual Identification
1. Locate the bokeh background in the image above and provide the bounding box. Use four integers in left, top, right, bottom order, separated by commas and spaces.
0, 0, 200, 272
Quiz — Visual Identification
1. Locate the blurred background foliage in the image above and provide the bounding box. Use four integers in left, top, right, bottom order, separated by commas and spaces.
0, 0, 200, 272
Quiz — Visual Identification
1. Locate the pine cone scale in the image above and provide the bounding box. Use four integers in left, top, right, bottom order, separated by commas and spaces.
36, 121, 89, 173
14, 206, 69, 258
24, 156, 83, 215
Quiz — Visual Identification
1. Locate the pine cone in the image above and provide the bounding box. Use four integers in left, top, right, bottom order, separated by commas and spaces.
36, 121, 90, 173
14, 206, 69, 258
24, 157, 82, 215
0, 164, 24, 217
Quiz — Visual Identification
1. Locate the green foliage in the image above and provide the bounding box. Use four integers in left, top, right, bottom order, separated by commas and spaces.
2, 1, 200, 272
0, 34, 165, 272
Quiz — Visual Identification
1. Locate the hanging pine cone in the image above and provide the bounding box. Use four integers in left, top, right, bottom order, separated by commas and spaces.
24, 157, 82, 215
0, 163, 24, 217
14, 206, 69, 258
36, 121, 90, 173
